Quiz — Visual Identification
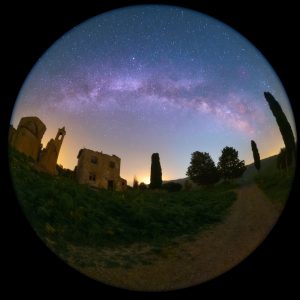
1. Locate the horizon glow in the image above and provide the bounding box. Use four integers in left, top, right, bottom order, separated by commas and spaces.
11, 5, 296, 185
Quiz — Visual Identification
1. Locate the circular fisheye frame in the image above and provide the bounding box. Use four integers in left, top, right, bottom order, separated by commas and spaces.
8, 4, 296, 291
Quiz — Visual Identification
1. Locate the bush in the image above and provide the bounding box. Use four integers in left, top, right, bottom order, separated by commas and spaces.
184, 180, 193, 191
162, 182, 182, 192
139, 182, 148, 190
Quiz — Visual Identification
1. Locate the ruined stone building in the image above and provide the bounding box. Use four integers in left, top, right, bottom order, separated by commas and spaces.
9, 116, 46, 161
38, 126, 66, 175
10, 117, 127, 188
9, 116, 65, 175
76, 148, 127, 191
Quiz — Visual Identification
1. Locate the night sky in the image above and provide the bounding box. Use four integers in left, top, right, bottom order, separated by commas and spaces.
11, 5, 296, 185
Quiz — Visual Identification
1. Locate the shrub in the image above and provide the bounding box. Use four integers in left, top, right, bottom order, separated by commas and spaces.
162, 182, 182, 192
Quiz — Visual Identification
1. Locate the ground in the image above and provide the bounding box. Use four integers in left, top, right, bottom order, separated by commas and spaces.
65, 182, 281, 291
10, 149, 288, 291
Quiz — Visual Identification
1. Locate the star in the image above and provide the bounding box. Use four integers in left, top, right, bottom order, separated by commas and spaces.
12, 4, 294, 182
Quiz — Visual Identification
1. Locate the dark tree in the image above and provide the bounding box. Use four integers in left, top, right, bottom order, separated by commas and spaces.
139, 182, 148, 190
277, 148, 286, 170
186, 151, 220, 186
150, 153, 162, 189
264, 92, 296, 166
217, 146, 246, 181
251, 140, 261, 171
277, 148, 292, 171
133, 176, 139, 189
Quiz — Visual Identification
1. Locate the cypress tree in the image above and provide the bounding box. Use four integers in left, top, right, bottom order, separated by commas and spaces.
264, 92, 295, 165
251, 140, 261, 171
277, 148, 287, 171
133, 176, 139, 189
150, 153, 162, 189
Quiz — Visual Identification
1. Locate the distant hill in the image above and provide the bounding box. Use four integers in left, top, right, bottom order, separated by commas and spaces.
241, 155, 278, 183
165, 155, 278, 186
163, 177, 188, 185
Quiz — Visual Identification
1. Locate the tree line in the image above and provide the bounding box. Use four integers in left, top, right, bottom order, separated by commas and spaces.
132, 146, 246, 190
134, 91, 295, 190
186, 146, 246, 186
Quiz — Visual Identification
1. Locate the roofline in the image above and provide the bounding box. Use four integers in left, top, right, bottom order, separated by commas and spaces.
77, 148, 120, 159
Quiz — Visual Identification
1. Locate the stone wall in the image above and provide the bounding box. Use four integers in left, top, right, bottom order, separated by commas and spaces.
9, 117, 66, 176
38, 127, 66, 175
10, 116, 46, 161
76, 148, 127, 191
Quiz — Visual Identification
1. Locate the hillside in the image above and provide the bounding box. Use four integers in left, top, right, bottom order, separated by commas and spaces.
9, 148, 292, 291
9, 148, 237, 250
241, 155, 278, 183
164, 177, 189, 185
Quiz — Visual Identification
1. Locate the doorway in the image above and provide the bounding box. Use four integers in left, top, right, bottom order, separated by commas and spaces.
108, 180, 114, 191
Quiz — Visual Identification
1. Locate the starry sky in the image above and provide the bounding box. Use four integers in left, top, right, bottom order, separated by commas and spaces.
11, 5, 296, 185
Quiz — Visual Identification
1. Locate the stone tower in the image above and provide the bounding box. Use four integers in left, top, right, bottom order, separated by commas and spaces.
54, 126, 66, 154
10, 116, 46, 161
38, 126, 66, 175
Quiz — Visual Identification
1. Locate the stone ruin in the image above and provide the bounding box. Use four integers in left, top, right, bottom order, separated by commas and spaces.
9, 116, 46, 161
9, 116, 65, 175
9, 116, 127, 191
76, 148, 127, 191
38, 126, 66, 175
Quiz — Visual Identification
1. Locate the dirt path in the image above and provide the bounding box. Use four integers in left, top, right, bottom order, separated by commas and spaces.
77, 183, 282, 291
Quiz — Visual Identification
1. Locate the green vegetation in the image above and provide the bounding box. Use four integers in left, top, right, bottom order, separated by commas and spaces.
139, 182, 147, 190
133, 176, 139, 189
251, 140, 261, 171
241, 155, 277, 183
217, 146, 246, 181
9, 148, 236, 252
162, 181, 182, 192
150, 153, 162, 189
187, 151, 219, 186
264, 92, 296, 166
277, 147, 294, 171
254, 154, 295, 208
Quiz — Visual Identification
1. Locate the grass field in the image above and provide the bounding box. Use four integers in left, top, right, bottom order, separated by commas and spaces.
9, 148, 237, 257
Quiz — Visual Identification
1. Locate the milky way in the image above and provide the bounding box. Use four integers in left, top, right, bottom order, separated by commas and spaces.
12, 5, 296, 184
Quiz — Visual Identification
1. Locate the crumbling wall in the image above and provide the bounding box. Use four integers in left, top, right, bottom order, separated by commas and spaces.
38, 127, 66, 175
76, 148, 126, 191
10, 117, 46, 161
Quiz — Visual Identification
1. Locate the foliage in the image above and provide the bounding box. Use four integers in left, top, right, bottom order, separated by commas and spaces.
217, 146, 246, 181
251, 140, 261, 171
133, 176, 139, 189
264, 92, 296, 166
184, 180, 193, 191
162, 182, 182, 192
9, 149, 236, 249
186, 151, 220, 186
149, 153, 162, 189
255, 153, 295, 208
57, 164, 75, 179
139, 182, 148, 190
277, 148, 293, 171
